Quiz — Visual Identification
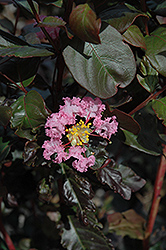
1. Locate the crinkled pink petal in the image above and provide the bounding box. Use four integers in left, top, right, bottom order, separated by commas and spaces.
94, 116, 118, 139
42, 96, 118, 173
68, 146, 95, 172
72, 155, 95, 172
42, 139, 67, 163
81, 97, 105, 119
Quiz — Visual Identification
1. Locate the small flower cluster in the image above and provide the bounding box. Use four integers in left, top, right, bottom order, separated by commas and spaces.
42, 97, 118, 172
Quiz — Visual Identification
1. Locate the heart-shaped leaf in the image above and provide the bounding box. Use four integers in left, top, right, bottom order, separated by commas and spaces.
10, 90, 50, 139
152, 97, 166, 126
63, 25, 136, 99
145, 27, 166, 76
123, 25, 146, 49
61, 215, 113, 250
69, 3, 101, 44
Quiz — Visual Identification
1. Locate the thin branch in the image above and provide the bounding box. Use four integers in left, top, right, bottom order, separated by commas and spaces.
129, 85, 166, 115
27, 0, 59, 53
0, 72, 28, 93
13, 6, 20, 35
140, 0, 149, 35
143, 145, 166, 250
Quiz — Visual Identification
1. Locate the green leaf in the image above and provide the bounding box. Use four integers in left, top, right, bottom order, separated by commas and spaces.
61, 215, 113, 250
108, 209, 146, 239
145, 27, 166, 76
10, 90, 49, 139
69, 4, 101, 44
123, 25, 146, 49
123, 130, 160, 156
61, 164, 97, 225
17, 75, 35, 88
13, 0, 39, 18
137, 56, 159, 93
0, 106, 12, 126
38, 16, 72, 39
38, 16, 66, 28
0, 36, 54, 58
51, 0, 63, 8
152, 97, 166, 126
104, 12, 148, 33
63, 25, 136, 99
0, 137, 10, 161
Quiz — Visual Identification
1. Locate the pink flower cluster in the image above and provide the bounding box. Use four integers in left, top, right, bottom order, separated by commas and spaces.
42, 97, 118, 172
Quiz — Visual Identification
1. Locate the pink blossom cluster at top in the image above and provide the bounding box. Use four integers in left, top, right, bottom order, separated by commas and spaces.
42, 97, 118, 172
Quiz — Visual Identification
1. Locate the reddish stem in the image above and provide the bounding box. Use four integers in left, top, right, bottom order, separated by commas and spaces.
0, 199, 16, 250
140, 0, 149, 35
143, 145, 166, 250
27, 0, 58, 53
13, 7, 20, 35
129, 85, 166, 115
0, 72, 27, 93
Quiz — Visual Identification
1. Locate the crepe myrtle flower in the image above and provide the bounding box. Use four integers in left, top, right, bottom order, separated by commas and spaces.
42, 97, 118, 172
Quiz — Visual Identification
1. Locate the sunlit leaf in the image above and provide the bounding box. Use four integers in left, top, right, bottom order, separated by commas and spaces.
123, 130, 160, 156
61, 215, 113, 250
17, 75, 36, 88
137, 56, 159, 93
152, 97, 166, 126
38, 16, 66, 28
145, 27, 166, 76
69, 3, 101, 44
0, 106, 12, 126
63, 25, 136, 99
108, 209, 146, 239
10, 90, 50, 139
123, 25, 146, 49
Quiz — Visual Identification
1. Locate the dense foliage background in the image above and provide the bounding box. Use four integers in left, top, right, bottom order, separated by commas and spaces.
0, 0, 166, 249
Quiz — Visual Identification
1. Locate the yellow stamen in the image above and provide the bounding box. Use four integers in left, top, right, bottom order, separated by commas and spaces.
65, 120, 92, 146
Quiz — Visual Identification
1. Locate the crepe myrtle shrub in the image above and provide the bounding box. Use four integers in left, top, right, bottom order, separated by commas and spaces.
0, 0, 166, 250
